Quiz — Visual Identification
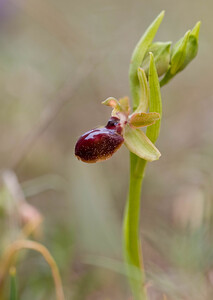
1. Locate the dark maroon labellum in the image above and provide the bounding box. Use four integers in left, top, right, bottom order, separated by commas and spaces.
75, 117, 124, 163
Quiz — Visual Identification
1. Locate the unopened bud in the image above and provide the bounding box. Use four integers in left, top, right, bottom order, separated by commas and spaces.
170, 30, 190, 75
142, 42, 171, 77
179, 21, 201, 71
160, 21, 201, 87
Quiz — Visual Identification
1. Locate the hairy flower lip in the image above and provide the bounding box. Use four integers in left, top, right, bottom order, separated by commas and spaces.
75, 137, 124, 163
75, 118, 124, 163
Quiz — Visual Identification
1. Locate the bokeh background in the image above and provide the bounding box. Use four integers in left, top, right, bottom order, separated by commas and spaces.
0, 0, 212, 299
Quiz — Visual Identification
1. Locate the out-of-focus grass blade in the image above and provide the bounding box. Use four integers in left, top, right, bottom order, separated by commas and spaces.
83, 255, 142, 281
9, 267, 17, 300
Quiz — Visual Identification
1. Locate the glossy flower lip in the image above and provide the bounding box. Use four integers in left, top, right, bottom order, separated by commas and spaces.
75, 117, 124, 163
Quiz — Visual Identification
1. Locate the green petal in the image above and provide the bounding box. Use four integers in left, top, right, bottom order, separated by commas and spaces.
129, 112, 160, 127
134, 67, 149, 113
129, 11, 165, 110
124, 124, 161, 161
146, 52, 162, 144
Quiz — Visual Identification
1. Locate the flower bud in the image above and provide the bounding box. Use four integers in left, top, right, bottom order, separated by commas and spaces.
141, 42, 171, 77
170, 30, 190, 75
160, 21, 201, 87
179, 21, 200, 71
75, 117, 124, 163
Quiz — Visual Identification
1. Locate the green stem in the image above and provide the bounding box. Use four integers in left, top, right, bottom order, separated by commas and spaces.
124, 13, 164, 299
160, 68, 173, 87
123, 154, 147, 300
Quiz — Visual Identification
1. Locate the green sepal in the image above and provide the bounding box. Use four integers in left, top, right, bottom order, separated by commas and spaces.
142, 42, 171, 77
124, 124, 161, 161
129, 11, 165, 111
129, 112, 160, 128
146, 52, 162, 144
134, 67, 149, 113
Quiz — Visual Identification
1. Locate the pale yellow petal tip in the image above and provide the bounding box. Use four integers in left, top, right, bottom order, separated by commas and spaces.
151, 149, 161, 162
124, 125, 161, 162
145, 152, 161, 162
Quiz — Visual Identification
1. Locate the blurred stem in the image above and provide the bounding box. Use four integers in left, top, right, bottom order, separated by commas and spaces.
9, 267, 17, 300
0, 240, 65, 300
124, 155, 147, 300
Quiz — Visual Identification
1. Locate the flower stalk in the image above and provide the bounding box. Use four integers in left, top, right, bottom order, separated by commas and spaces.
124, 50, 162, 299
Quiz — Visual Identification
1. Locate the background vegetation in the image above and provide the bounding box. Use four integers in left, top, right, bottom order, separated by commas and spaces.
0, 0, 212, 299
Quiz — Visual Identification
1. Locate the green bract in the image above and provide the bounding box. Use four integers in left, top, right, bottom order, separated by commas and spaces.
129, 11, 165, 111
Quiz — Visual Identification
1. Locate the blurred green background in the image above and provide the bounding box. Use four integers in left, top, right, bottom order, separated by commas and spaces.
0, 0, 212, 299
